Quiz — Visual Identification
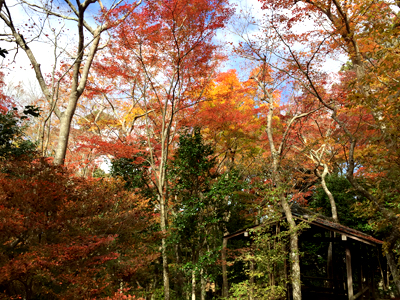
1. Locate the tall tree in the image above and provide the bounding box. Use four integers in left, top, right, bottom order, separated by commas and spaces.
231, 13, 321, 297
97, 1, 233, 298
169, 129, 249, 299
0, 0, 142, 165
253, 0, 400, 292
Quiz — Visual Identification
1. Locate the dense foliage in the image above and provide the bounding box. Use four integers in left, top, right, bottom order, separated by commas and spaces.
0, 156, 158, 299
1, 0, 400, 298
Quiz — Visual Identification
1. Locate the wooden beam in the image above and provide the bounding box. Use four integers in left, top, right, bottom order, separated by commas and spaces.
346, 243, 354, 300
294, 216, 378, 246
346, 235, 376, 247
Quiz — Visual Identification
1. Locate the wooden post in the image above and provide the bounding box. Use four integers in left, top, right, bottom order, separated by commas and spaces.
345, 238, 354, 300
359, 244, 363, 293
327, 231, 334, 288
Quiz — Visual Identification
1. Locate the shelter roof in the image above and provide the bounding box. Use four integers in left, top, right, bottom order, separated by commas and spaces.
224, 204, 383, 246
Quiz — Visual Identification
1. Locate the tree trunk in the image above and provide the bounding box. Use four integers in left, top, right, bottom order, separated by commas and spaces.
253, 58, 308, 300
319, 165, 338, 223
161, 237, 170, 300
1, 3, 108, 166
345, 243, 354, 300
192, 268, 196, 300
222, 237, 229, 298
281, 195, 302, 300
318, 166, 336, 290
249, 259, 255, 300
386, 249, 400, 296
54, 112, 74, 165
158, 193, 170, 300
264, 77, 303, 299
201, 268, 206, 300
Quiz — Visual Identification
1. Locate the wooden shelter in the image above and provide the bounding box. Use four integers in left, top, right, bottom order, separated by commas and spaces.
223, 205, 384, 300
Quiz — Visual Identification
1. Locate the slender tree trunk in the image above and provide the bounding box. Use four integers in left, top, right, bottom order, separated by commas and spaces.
53, 30, 102, 164
222, 237, 229, 298
158, 193, 170, 300
281, 195, 302, 300
161, 236, 170, 300
322, 182, 338, 221
201, 268, 206, 300
319, 165, 338, 223
192, 268, 196, 300
317, 167, 337, 289
262, 71, 303, 299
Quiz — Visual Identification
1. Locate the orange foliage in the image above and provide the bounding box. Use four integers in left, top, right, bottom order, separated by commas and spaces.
191, 69, 264, 169
0, 157, 158, 299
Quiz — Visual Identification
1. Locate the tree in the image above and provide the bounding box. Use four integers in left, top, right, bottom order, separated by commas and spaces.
231, 0, 400, 295
230, 14, 321, 296
0, 0, 142, 165
169, 128, 217, 299
310, 174, 372, 231
191, 70, 263, 173
0, 76, 40, 158
95, 1, 233, 298
111, 154, 155, 200
169, 128, 249, 299
291, 98, 340, 222
262, 0, 400, 292
0, 156, 157, 299
0, 109, 37, 158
